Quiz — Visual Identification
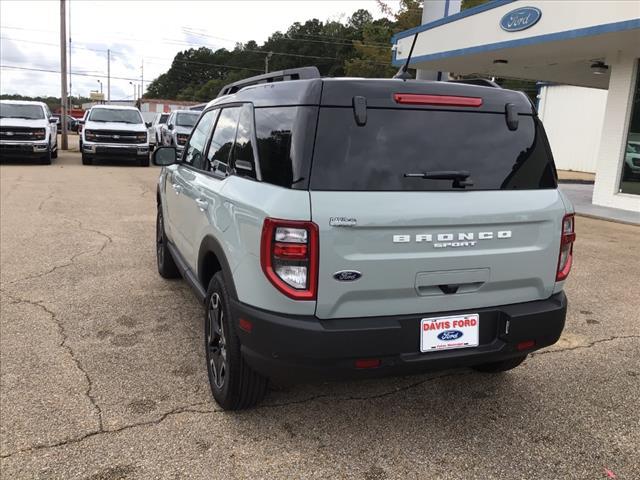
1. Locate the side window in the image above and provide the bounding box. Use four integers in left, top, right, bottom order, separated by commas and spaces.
183, 109, 217, 170
231, 104, 257, 179
207, 107, 240, 178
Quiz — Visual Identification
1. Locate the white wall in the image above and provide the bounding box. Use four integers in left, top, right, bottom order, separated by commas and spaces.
593, 54, 640, 212
538, 85, 607, 173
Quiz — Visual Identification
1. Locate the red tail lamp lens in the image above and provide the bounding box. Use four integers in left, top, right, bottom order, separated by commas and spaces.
556, 214, 576, 281
261, 218, 318, 300
517, 340, 536, 351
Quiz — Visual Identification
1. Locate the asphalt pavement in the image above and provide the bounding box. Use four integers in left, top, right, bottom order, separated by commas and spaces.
1, 151, 639, 479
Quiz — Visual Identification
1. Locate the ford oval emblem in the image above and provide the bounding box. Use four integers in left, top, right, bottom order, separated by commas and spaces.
500, 7, 541, 32
438, 330, 463, 341
333, 270, 362, 282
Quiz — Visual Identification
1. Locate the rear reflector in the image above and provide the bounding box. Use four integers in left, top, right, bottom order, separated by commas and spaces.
355, 358, 381, 369
517, 340, 535, 351
394, 93, 483, 107
238, 318, 253, 333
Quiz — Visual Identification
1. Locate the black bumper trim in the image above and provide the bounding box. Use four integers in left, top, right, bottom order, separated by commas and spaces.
231, 293, 567, 382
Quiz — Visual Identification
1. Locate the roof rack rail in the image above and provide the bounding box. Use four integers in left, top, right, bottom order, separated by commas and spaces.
449, 78, 501, 88
217, 66, 321, 97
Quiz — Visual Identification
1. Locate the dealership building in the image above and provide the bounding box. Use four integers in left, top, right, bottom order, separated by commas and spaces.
392, 0, 640, 213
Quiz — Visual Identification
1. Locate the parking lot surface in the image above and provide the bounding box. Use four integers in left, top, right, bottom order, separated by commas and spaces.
1, 151, 639, 479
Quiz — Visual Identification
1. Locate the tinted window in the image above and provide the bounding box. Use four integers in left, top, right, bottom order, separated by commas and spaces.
0, 103, 45, 120
232, 104, 256, 179
184, 109, 217, 169
89, 108, 142, 124
207, 107, 240, 177
311, 108, 556, 191
159, 114, 169, 124
176, 112, 199, 127
254, 106, 317, 189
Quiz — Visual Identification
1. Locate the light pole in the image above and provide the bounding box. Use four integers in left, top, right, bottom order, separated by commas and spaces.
265, 51, 273, 74
97, 79, 102, 94
129, 81, 135, 103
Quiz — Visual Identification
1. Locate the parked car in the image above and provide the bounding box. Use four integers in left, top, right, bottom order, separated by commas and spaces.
51, 114, 78, 132
160, 110, 199, 155
624, 139, 640, 180
78, 110, 89, 150
148, 112, 170, 148
0, 100, 58, 164
152, 67, 575, 410
81, 105, 149, 166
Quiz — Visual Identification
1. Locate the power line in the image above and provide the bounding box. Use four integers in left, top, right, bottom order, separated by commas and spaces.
0, 64, 152, 83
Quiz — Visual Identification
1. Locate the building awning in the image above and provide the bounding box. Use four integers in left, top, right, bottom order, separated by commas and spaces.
392, 0, 640, 89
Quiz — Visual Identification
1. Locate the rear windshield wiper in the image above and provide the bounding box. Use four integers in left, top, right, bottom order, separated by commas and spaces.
404, 170, 474, 188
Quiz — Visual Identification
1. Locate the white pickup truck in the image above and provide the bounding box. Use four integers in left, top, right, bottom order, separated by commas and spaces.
81, 105, 150, 166
0, 100, 58, 164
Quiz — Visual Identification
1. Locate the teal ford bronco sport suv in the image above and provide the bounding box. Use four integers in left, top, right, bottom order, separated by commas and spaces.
153, 67, 575, 410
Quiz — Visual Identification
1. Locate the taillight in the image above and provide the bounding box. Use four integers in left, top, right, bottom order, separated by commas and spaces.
393, 93, 483, 107
556, 214, 576, 281
261, 218, 318, 300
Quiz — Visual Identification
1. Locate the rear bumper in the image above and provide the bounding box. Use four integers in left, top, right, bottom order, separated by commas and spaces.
232, 292, 567, 382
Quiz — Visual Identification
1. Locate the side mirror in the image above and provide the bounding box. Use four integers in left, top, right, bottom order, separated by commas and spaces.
152, 146, 177, 166
168, 124, 174, 130
49, 117, 57, 123
78, 119, 85, 125
145, 122, 152, 128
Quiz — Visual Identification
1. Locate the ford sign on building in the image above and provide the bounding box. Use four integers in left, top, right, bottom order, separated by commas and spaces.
392, 0, 640, 215
499, 7, 541, 32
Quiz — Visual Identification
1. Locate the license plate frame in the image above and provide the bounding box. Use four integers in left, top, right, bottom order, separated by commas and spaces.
420, 313, 479, 353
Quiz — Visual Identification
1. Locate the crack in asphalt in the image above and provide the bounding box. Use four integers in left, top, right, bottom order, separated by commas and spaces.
0, 402, 216, 459
1, 218, 113, 287
4, 333, 638, 459
530, 335, 640, 357
37, 190, 54, 212
2, 293, 105, 437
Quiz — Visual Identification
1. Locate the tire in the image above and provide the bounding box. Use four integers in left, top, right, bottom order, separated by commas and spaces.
51, 145, 58, 159
205, 272, 268, 410
40, 149, 52, 165
81, 153, 92, 165
156, 207, 180, 279
139, 156, 150, 167
472, 355, 527, 373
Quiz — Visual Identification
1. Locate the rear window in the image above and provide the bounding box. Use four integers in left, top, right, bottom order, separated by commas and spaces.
254, 106, 317, 189
310, 108, 556, 191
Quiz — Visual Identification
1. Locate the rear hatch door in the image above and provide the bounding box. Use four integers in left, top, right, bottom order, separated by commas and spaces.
310, 86, 564, 319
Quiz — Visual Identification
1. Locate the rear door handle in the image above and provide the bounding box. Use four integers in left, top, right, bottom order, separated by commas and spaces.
171, 183, 182, 195
195, 198, 208, 211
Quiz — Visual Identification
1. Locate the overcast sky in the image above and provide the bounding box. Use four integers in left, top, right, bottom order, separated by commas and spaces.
0, 0, 401, 100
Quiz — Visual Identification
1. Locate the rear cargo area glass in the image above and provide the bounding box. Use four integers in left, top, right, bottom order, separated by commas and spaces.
310, 108, 556, 191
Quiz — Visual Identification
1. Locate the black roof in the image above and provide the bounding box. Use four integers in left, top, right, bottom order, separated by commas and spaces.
207, 76, 533, 115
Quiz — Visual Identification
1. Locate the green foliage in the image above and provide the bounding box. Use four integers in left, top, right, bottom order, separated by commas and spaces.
461, 0, 491, 10
145, 1, 424, 101
0, 93, 92, 112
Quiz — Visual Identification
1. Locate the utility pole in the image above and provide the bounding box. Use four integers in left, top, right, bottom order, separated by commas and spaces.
141, 58, 144, 99
265, 52, 273, 74
107, 49, 111, 103
68, 0, 72, 116
59, 0, 68, 150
